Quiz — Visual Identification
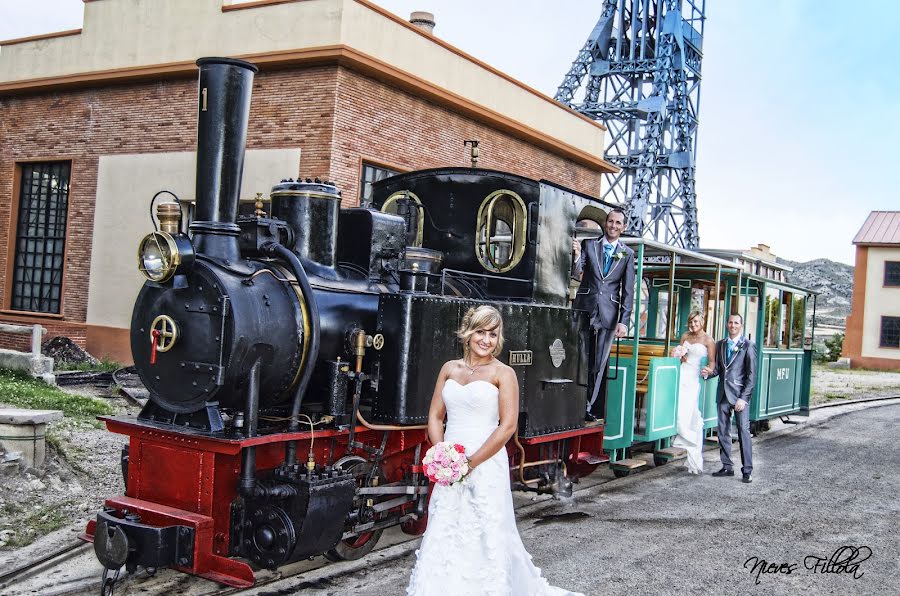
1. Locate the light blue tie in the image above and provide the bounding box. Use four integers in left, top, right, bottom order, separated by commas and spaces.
603, 244, 614, 275
727, 338, 735, 361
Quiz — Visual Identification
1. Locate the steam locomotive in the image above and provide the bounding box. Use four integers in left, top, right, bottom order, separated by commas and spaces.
82, 57, 610, 588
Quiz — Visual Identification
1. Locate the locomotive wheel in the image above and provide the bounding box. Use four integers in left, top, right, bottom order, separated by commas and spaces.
653, 455, 669, 467
324, 456, 385, 562
612, 468, 630, 479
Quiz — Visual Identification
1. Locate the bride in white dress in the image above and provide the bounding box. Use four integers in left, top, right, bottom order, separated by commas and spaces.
407, 306, 582, 596
670, 311, 716, 475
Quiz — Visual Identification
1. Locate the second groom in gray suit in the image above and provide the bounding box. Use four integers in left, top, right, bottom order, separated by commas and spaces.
702, 314, 757, 483
572, 208, 636, 422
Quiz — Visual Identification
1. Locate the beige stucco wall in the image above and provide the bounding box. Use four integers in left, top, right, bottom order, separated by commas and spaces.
861, 246, 900, 358
0, 0, 604, 159
86, 147, 301, 329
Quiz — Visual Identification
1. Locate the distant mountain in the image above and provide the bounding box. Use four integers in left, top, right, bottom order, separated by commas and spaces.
778, 258, 853, 329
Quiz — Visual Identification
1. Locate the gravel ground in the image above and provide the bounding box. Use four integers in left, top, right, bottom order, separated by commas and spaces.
0, 387, 133, 554
810, 365, 900, 405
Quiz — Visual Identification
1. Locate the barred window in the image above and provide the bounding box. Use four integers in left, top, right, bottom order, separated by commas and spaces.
880, 316, 900, 349
885, 261, 900, 287
11, 162, 70, 314
359, 162, 399, 204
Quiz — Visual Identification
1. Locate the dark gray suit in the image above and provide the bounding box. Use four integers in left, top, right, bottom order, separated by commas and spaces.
706, 337, 757, 474
572, 239, 636, 413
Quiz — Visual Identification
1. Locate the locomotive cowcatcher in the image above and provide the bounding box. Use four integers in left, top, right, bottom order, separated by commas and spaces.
81, 57, 610, 588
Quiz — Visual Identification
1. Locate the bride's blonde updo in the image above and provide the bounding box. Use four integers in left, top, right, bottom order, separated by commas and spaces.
457, 305, 504, 357
688, 311, 704, 325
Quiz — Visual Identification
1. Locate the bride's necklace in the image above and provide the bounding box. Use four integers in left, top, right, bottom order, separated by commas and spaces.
464, 358, 491, 376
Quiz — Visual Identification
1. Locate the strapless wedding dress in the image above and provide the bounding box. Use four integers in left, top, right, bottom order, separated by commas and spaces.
672, 342, 706, 474
406, 379, 582, 596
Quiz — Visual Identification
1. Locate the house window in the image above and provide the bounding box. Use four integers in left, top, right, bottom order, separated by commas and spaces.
880, 316, 900, 349
885, 261, 900, 287
10, 162, 70, 314
360, 162, 399, 204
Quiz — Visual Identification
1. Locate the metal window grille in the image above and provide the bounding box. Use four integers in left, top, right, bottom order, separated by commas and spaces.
359, 163, 399, 204
11, 162, 70, 314
885, 261, 900, 287
880, 316, 900, 349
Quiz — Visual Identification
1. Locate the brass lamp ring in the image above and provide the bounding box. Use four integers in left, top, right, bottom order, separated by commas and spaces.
150, 315, 178, 352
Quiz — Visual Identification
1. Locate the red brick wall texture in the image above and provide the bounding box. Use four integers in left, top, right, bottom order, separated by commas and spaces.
0, 64, 602, 353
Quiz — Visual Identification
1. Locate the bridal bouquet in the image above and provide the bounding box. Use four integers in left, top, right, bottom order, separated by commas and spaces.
671, 344, 688, 359
422, 442, 470, 486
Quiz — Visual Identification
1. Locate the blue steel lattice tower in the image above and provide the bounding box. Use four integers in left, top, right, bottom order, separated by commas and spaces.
556, 0, 705, 248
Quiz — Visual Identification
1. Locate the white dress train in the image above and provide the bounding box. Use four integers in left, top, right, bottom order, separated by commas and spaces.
671, 342, 706, 474
406, 379, 582, 596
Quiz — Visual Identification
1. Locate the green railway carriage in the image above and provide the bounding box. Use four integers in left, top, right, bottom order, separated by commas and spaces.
576, 237, 817, 475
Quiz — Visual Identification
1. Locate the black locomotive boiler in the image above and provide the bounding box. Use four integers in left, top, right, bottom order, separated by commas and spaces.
83, 57, 612, 588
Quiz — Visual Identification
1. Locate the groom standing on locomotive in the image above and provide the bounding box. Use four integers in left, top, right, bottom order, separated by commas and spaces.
572, 208, 636, 423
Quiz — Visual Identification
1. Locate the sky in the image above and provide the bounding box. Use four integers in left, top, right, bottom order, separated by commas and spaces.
2, 0, 898, 266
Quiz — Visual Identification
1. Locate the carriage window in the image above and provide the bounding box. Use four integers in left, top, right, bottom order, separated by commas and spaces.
381, 191, 424, 247
763, 287, 781, 348
475, 190, 527, 273
790, 295, 805, 348
779, 291, 793, 348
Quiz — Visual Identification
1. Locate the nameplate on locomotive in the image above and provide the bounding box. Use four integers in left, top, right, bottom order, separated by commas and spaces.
549, 339, 566, 368
508, 351, 533, 366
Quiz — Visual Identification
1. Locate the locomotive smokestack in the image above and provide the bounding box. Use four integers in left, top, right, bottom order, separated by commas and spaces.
191, 57, 258, 260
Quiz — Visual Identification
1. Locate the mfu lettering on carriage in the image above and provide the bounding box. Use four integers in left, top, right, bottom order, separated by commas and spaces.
776, 367, 790, 380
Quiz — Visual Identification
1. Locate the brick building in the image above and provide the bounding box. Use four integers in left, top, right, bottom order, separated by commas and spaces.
843, 211, 900, 370
0, 0, 614, 363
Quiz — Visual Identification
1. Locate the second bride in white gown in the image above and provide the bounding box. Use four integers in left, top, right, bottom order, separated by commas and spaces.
670, 311, 716, 475
407, 305, 583, 596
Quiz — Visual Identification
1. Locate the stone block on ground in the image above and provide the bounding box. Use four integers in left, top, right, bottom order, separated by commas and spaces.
0, 408, 64, 469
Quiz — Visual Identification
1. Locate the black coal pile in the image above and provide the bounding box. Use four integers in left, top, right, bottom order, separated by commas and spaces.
42, 336, 99, 367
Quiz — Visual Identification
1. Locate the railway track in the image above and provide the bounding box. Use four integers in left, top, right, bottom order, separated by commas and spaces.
0, 541, 90, 587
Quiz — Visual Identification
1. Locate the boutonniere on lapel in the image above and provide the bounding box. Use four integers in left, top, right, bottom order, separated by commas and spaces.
732, 339, 745, 354
614, 250, 627, 260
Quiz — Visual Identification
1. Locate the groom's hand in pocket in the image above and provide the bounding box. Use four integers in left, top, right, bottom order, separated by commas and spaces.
734, 398, 747, 412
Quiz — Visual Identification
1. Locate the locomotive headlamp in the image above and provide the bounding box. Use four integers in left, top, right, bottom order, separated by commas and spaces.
138, 231, 194, 282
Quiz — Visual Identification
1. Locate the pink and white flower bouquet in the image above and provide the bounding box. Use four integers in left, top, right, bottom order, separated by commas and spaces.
671, 344, 688, 359
422, 442, 470, 486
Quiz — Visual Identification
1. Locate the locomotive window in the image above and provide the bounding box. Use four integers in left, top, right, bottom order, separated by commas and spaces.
10, 161, 70, 314
381, 191, 424, 247
475, 190, 527, 273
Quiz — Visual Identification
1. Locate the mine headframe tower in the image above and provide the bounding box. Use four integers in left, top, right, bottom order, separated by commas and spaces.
556, 0, 705, 248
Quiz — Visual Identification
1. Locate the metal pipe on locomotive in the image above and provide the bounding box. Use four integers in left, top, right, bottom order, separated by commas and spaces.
82, 57, 606, 588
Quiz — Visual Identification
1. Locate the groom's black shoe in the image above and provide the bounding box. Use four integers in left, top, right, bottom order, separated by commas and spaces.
584, 412, 598, 423
711, 468, 734, 477
742, 474, 753, 483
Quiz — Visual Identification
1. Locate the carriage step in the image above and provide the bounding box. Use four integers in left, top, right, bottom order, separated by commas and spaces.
654, 447, 687, 461
584, 418, 604, 427
609, 458, 647, 471
576, 451, 609, 465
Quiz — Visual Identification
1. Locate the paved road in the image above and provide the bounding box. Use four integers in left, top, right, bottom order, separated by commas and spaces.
264, 399, 900, 596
